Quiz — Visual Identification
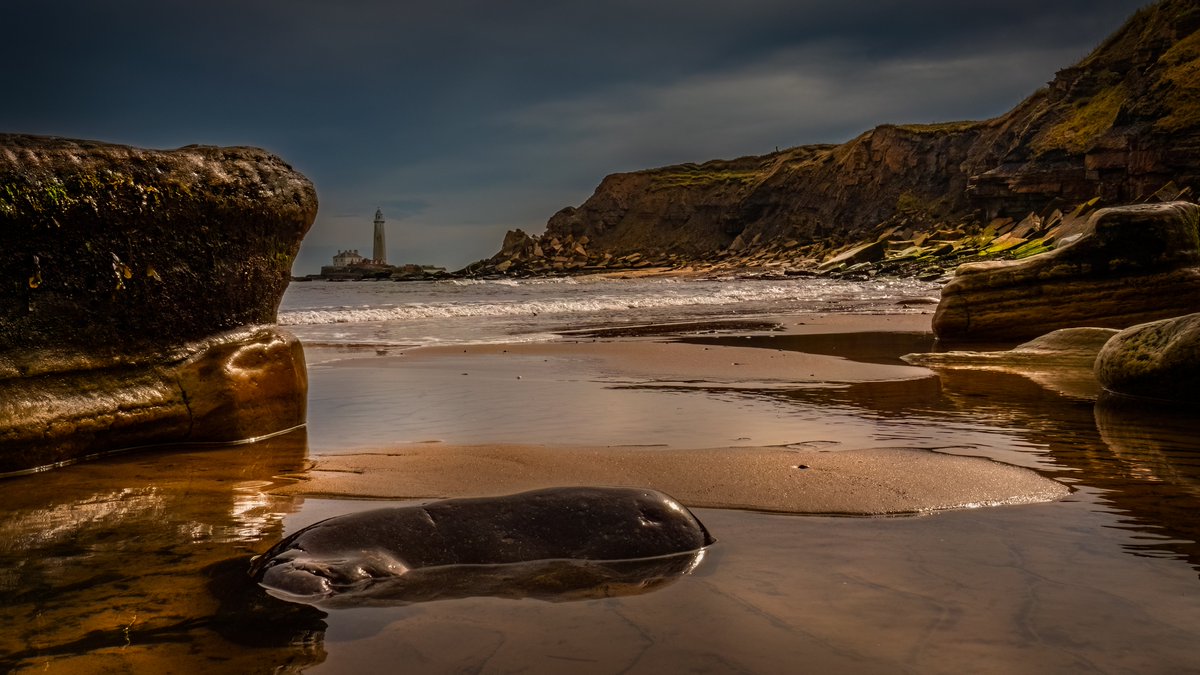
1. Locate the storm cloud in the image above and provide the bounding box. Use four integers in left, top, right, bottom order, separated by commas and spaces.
1, 0, 1147, 270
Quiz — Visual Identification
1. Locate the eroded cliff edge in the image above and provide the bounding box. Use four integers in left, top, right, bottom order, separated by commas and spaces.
0, 135, 318, 473
470, 0, 1200, 278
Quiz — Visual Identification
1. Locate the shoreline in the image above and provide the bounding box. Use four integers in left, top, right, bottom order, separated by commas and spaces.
272, 443, 1068, 516
284, 309, 1069, 516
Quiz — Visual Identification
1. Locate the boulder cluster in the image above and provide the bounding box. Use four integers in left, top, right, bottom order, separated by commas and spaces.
920, 201, 1200, 406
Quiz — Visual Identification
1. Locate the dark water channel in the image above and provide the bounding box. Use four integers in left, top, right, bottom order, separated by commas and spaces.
3, 332, 1200, 673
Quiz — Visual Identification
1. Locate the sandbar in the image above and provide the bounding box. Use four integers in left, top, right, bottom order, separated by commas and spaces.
272, 443, 1067, 516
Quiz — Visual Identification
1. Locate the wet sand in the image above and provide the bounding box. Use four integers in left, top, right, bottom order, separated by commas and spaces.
278, 444, 1066, 515
286, 311, 1068, 515
5, 310, 1200, 673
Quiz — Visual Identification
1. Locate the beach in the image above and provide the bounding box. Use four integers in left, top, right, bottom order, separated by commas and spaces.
284, 312, 1066, 515
2, 279, 1199, 673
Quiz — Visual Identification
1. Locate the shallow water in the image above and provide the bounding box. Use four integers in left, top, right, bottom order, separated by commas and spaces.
3, 281, 1200, 672
3, 385, 1199, 673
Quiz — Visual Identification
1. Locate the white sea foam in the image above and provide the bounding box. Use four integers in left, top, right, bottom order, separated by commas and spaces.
280, 279, 930, 327
278, 276, 940, 346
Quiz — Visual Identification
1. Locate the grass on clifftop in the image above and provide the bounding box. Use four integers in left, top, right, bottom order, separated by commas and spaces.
1033, 83, 1127, 155
1156, 29, 1200, 132
892, 120, 983, 135
650, 164, 766, 190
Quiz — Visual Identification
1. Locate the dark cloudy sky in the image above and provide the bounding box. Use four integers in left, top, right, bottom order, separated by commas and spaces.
3, 0, 1147, 273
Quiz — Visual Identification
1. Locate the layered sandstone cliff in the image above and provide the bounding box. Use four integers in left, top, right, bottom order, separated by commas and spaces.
471, 0, 1200, 277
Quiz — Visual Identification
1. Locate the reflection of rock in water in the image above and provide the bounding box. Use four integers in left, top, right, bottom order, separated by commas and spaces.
1096, 395, 1200, 489
0, 430, 321, 672
251, 487, 713, 608
1094, 395, 1200, 567
706, 364, 1200, 573
206, 556, 327, 653
270, 551, 707, 610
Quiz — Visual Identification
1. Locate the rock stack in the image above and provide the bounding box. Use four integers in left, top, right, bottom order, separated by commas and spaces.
0, 134, 317, 473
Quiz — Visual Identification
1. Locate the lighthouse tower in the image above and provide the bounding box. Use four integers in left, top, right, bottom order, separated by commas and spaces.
372, 208, 387, 265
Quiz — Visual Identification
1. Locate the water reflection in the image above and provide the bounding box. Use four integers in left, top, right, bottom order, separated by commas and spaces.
0, 429, 324, 673
663, 331, 1200, 574
265, 551, 708, 610
680, 330, 940, 365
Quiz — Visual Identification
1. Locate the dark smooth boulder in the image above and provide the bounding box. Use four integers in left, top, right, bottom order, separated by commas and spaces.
1094, 312, 1200, 403
250, 487, 715, 608
0, 134, 317, 473
933, 202, 1200, 341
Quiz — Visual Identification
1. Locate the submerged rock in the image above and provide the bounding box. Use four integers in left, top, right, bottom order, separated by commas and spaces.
933, 202, 1200, 341
902, 327, 1119, 399
904, 327, 1119, 368
0, 134, 317, 472
249, 487, 714, 608
1094, 312, 1200, 403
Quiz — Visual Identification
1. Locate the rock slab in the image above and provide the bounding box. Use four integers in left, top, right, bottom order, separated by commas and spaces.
934, 202, 1200, 341
0, 134, 317, 472
1095, 312, 1200, 403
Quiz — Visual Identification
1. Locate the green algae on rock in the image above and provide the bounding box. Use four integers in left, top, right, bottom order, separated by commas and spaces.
0, 134, 317, 473
932, 202, 1200, 341
1094, 312, 1200, 403
0, 134, 316, 353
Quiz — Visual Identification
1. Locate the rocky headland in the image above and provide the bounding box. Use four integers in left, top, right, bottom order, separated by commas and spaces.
466, 0, 1200, 281
0, 134, 317, 473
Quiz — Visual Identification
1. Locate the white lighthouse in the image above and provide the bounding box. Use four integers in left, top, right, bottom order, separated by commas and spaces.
372, 208, 387, 264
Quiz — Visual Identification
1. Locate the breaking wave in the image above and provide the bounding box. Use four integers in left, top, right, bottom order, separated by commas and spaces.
279, 278, 936, 326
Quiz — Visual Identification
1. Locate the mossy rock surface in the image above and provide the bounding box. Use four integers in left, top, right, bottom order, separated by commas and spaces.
0, 134, 317, 361
0, 134, 316, 473
1095, 312, 1200, 402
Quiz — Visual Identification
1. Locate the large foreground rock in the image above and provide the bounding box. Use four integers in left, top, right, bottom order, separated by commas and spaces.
250, 487, 714, 608
934, 202, 1200, 341
1094, 312, 1200, 403
0, 134, 317, 473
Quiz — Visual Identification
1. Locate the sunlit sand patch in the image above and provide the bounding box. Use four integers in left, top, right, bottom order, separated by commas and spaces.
273, 443, 1068, 516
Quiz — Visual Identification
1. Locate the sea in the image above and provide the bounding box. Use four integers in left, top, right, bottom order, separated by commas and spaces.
278, 275, 941, 348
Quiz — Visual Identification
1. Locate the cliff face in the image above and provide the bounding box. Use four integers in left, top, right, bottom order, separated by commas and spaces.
965, 0, 1200, 217
475, 0, 1200, 275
